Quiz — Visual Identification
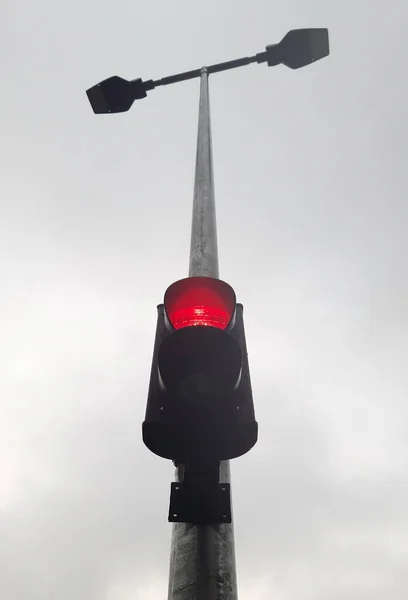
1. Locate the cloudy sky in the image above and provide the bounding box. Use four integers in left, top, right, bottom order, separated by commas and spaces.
1, 0, 408, 598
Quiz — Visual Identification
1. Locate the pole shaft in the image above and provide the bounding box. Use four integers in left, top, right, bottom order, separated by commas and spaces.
189, 68, 219, 278
167, 69, 238, 600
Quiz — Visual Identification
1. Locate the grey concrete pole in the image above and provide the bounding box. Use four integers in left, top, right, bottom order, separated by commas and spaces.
167, 68, 238, 600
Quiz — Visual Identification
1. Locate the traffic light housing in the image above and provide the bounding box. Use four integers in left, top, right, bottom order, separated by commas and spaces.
142, 277, 258, 465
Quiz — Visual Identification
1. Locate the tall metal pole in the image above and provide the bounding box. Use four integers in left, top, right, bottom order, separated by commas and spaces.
188, 67, 219, 279
167, 68, 238, 600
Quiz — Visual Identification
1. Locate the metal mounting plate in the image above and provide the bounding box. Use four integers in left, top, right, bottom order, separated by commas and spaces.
168, 482, 231, 524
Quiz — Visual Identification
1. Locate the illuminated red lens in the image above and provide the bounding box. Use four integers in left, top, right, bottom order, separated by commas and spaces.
164, 277, 236, 330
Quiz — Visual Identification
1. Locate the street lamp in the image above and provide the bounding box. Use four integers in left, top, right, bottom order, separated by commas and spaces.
86, 27, 329, 600
86, 28, 329, 114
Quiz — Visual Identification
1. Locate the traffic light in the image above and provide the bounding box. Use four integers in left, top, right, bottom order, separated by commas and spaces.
142, 276, 258, 523
143, 276, 257, 462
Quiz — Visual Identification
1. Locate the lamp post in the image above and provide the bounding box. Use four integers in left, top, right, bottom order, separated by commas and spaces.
86, 28, 329, 600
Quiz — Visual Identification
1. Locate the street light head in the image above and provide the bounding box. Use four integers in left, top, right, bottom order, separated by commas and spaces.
266, 28, 329, 70
86, 76, 147, 114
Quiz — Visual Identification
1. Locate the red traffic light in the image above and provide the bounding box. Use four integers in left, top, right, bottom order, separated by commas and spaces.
164, 277, 236, 330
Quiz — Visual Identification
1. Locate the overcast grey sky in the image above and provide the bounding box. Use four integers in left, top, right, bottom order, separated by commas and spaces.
1, 0, 408, 598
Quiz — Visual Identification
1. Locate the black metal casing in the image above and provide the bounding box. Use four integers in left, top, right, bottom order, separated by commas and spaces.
142, 303, 258, 464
